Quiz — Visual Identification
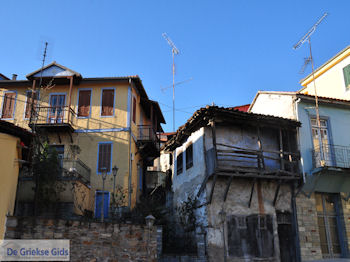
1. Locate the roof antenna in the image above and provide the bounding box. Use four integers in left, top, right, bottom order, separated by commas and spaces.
293, 12, 328, 164
162, 33, 180, 132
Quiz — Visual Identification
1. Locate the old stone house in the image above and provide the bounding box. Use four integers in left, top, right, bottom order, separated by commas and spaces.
163, 106, 302, 262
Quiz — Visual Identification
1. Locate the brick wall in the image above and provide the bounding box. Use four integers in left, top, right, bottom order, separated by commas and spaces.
5, 216, 160, 262
296, 194, 323, 261
341, 193, 350, 252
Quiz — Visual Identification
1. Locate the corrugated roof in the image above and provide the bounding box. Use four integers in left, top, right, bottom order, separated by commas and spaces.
164, 106, 300, 151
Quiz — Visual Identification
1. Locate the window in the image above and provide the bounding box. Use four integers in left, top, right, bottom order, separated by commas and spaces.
48, 94, 66, 123
97, 143, 112, 173
24, 90, 39, 119
177, 152, 183, 175
186, 143, 193, 169
1, 92, 16, 119
101, 89, 114, 116
132, 96, 136, 123
311, 118, 332, 167
77, 89, 91, 117
343, 64, 350, 90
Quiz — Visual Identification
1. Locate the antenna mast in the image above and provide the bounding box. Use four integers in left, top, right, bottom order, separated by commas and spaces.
293, 13, 327, 164
163, 33, 180, 132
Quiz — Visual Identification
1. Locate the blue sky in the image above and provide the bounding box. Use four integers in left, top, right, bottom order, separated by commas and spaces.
1, 1, 349, 132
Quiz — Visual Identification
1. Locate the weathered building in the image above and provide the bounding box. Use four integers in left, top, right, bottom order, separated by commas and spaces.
250, 92, 350, 260
164, 106, 302, 262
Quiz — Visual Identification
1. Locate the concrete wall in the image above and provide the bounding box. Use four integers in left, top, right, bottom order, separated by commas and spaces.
0, 133, 21, 239
5, 216, 159, 262
300, 53, 350, 100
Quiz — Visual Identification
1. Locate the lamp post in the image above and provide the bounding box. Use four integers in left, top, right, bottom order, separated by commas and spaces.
112, 165, 119, 201
101, 167, 107, 222
145, 215, 155, 256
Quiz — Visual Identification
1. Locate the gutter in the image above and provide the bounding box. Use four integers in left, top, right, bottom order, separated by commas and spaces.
128, 78, 133, 208
294, 97, 306, 183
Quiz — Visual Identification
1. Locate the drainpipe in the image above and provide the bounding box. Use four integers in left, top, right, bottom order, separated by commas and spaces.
294, 98, 306, 183
128, 78, 133, 208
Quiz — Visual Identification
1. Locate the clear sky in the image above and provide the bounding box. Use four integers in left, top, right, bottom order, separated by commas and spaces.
1, 1, 349, 132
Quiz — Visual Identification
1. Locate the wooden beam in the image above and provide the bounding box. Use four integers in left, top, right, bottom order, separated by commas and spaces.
257, 126, 265, 170
223, 174, 235, 201
208, 173, 218, 204
216, 171, 300, 180
273, 181, 281, 206
257, 180, 265, 214
279, 128, 285, 171
210, 119, 218, 170
197, 173, 211, 197
248, 179, 256, 208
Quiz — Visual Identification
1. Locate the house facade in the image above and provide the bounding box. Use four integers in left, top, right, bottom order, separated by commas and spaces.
164, 106, 301, 262
0, 62, 165, 219
250, 92, 350, 260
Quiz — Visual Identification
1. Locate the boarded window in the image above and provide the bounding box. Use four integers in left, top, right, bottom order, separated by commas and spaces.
186, 143, 193, 169
177, 152, 183, 175
25, 91, 39, 119
98, 143, 112, 173
1, 92, 16, 118
101, 89, 114, 116
78, 90, 91, 117
132, 96, 136, 123
343, 64, 350, 90
228, 214, 274, 258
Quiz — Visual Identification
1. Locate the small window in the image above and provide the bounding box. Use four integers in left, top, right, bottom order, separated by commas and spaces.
1, 92, 16, 119
78, 90, 91, 117
343, 64, 350, 90
24, 90, 39, 119
169, 153, 173, 166
132, 96, 137, 123
98, 143, 112, 173
186, 143, 193, 169
101, 89, 114, 116
177, 152, 183, 175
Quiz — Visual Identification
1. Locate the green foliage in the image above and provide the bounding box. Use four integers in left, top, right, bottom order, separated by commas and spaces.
177, 195, 198, 232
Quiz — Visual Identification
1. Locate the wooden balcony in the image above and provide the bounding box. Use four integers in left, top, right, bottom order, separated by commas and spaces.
137, 125, 160, 158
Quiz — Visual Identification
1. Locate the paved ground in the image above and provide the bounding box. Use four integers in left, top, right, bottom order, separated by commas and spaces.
306, 260, 350, 262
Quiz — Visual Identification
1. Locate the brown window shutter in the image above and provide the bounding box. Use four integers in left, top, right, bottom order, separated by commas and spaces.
132, 97, 137, 123
98, 143, 112, 172
101, 89, 114, 116
2, 92, 16, 118
25, 91, 38, 119
78, 90, 91, 117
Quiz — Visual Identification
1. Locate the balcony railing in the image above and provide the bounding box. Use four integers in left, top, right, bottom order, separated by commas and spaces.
312, 144, 350, 169
30, 106, 76, 126
19, 158, 91, 184
138, 125, 158, 142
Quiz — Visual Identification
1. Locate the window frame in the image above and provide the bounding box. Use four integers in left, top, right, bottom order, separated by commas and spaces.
48, 92, 67, 123
77, 88, 92, 118
176, 151, 183, 175
186, 143, 194, 170
1, 91, 17, 120
23, 90, 40, 120
100, 87, 116, 118
96, 142, 113, 175
343, 64, 350, 91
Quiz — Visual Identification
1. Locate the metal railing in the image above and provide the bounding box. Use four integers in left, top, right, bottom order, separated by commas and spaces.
62, 158, 91, 183
30, 106, 76, 125
138, 125, 158, 142
312, 144, 350, 169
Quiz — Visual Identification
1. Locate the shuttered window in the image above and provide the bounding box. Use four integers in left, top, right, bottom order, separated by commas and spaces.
101, 89, 114, 116
98, 143, 112, 173
177, 152, 183, 175
1, 92, 16, 119
343, 64, 350, 90
25, 91, 39, 119
186, 143, 193, 169
132, 96, 137, 123
78, 90, 91, 117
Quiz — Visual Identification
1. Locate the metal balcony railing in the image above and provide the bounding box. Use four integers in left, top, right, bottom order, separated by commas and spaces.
138, 125, 158, 142
62, 158, 91, 184
30, 106, 76, 125
312, 144, 350, 169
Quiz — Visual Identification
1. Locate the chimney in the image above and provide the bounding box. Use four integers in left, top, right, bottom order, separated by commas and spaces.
12, 74, 17, 80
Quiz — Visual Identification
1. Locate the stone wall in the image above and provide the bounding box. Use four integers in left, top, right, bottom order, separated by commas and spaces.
296, 193, 323, 261
341, 193, 350, 252
5, 216, 160, 262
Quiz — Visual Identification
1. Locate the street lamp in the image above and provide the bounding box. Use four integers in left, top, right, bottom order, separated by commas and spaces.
101, 167, 107, 222
112, 165, 119, 201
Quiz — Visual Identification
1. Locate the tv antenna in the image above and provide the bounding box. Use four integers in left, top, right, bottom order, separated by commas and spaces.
162, 33, 180, 132
161, 77, 193, 92
299, 57, 312, 74
293, 12, 328, 163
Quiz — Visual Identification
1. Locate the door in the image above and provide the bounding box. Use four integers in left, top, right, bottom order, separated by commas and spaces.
315, 193, 343, 258
95, 191, 109, 219
48, 94, 66, 123
277, 212, 296, 262
311, 118, 333, 167
50, 145, 64, 169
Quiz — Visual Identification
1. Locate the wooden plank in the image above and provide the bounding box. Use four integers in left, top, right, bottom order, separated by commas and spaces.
215, 171, 300, 180
257, 126, 265, 170
210, 119, 218, 170
208, 173, 218, 204
273, 181, 281, 206
248, 179, 256, 208
279, 128, 285, 171
223, 174, 235, 201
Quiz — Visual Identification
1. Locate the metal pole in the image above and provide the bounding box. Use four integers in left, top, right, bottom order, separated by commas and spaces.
172, 49, 175, 132
308, 37, 324, 162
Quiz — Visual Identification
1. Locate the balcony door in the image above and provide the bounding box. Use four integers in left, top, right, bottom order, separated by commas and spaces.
311, 118, 333, 167
315, 193, 344, 258
48, 94, 65, 123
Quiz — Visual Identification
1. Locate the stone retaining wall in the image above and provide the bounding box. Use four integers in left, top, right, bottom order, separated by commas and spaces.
5, 216, 160, 262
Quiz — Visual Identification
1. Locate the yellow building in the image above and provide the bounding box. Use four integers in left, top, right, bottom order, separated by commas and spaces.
0, 120, 32, 238
0, 62, 165, 219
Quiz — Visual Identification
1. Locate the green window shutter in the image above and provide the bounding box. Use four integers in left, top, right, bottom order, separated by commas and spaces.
343, 64, 350, 90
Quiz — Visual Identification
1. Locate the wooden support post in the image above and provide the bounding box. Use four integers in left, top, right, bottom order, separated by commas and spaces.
257, 126, 265, 170
257, 180, 265, 214
223, 174, 235, 201
273, 181, 281, 206
67, 76, 73, 123
208, 173, 217, 204
279, 128, 285, 171
210, 119, 218, 171
248, 179, 256, 208
197, 173, 210, 197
